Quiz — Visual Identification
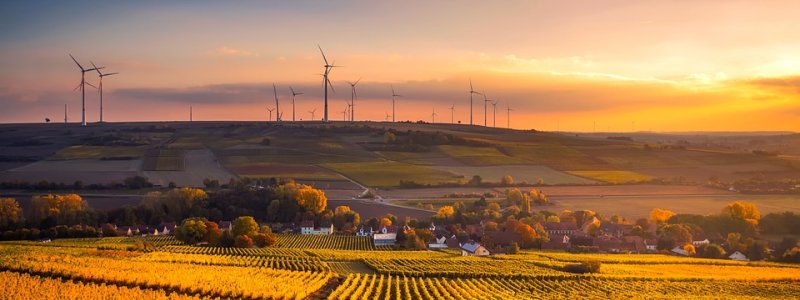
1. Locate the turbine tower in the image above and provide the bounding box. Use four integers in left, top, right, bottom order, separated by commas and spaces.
391, 85, 402, 122
482, 90, 491, 127
64, 104, 68, 124
491, 100, 499, 128
318, 45, 338, 123
267, 107, 275, 122
290, 87, 303, 122
91, 62, 117, 123
469, 79, 481, 126
431, 108, 438, 124
189, 104, 193, 122
449, 105, 455, 124
69, 54, 102, 126
273, 83, 280, 122
506, 104, 513, 129
346, 78, 361, 122
385, 112, 391, 122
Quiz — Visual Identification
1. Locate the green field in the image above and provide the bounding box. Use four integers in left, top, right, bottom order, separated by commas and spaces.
321, 161, 461, 187
51, 145, 148, 160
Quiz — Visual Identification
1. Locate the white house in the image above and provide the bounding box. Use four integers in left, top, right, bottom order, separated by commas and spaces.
373, 226, 397, 246
461, 241, 490, 256
729, 251, 749, 261
644, 239, 658, 252
692, 238, 710, 247
671, 246, 689, 256
300, 221, 334, 235
427, 235, 448, 249
355, 225, 373, 237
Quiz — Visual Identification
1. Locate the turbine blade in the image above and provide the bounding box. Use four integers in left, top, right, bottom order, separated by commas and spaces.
84, 81, 97, 89
318, 45, 329, 65
73, 82, 82, 91
91, 61, 103, 76
69, 54, 84, 70
102, 72, 119, 77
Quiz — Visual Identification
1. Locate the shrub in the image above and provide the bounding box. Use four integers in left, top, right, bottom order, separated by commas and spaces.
563, 260, 602, 274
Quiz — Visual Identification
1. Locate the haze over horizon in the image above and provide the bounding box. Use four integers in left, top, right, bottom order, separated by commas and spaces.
2, 1, 799, 131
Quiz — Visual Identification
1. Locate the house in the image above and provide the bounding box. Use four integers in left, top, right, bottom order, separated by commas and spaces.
481, 230, 517, 249
541, 234, 571, 251
160, 222, 177, 235
671, 246, 689, 256
598, 223, 633, 238
569, 235, 594, 247
729, 251, 749, 261
300, 221, 334, 235
692, 238, 710, 247
543, 221, 578, 236
644, 239, 658, 252
622, 236, 646, 254
373, 226, 397, 246
428, 235, 449, 249
219, 221, 232, 232
594, 236, 624, 253
461, 241, 490, 256
446, 235, 461, 249
355, 225, 373, 237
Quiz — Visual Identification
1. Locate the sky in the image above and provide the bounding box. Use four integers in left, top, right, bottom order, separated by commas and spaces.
1, 1, 799, 131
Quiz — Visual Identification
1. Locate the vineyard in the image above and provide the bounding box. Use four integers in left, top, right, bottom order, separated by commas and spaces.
0, 236, 799, 299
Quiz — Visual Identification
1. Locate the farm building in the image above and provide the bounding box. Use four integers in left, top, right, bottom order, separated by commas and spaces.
541, 234, 571, 251
461, 241, 490, 256
373, 226, 397, 246
219, 221, 232, 232
671, 246, 689, 256
428, 235, 449, 249
300, 221, 334, 235
729, 251, 749, 261
543, 221, 578, 236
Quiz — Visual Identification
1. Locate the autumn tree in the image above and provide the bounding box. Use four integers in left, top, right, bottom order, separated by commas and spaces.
649, 208, 676, 225
721, 201, 760, 225
506, 188, 525, 206
0, 198, 23, 229
175, 218, 208, 245
234, 234, 254, 248
203, 221, 222, 245
529, 189, 548, 205
253, 226, 278, 247
232, 216, 259, 238
703, 243, 727, 259
333, 206, 361, 231
546, 215, 561, 223
295, 185, 327, 214
141, 188, 207, 222
500, 175, 514, 186
29, 194, 91, 226
436, 206, 455, 222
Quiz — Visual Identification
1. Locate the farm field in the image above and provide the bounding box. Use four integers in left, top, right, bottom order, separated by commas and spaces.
142, 148, 235, 187
0, 236, 799, 299
567, 170, 652, 184
431, 164, 597, 185
321, 161, 461, 187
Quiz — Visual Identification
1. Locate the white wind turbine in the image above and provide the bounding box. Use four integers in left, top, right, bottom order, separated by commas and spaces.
468, 79, 481, 126
290, 86, 303, 122
69, 54, 102, 126
318, 45, 339, 122
91, 62, 117, 123
391, 85, 402, 122
346, 78, 361, 122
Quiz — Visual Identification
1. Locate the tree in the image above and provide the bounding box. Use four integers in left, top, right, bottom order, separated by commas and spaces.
650, 208, 676, 224
436, 206, 455, 222
175, 218, 208, 245
203, 221, 222, 245
380, 217, 392, 227
253, 227, 278, 247
507, 242, 520, 254
294, 185, 327, 214
662, 224, 693, 245
29, 194, 91, 226
529, 189, 548, 205
0, 198, 23, 229
514, 223, 540, 248
234, 235, 254, 248
232, 216, 259, 238
545, 215, 560, 223
683, 243, 696, 256
721, 201, 760, 225
384, 131, 396, 144
469, 175, 482, 186
703, 244, 727, 259
101, 223, 118, 237
500, 175, 514, 186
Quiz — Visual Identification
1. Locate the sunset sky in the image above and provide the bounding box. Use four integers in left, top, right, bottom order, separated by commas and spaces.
1, 1, 799, 131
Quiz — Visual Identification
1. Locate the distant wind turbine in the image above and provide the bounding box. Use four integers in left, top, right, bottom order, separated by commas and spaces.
506, 104, 513, 129
69, 54, 102, 126
189, 104, 193, 122
469, 79, 481, 126
273, 83, 281, 122
431, 108, 438, 124
346, 78, 361, 122
309, 108, 317, 121
341, 103, 349, 121
318, 45, 339, 122
64, 104, 68, 124
267, 107, 275, 122
91, 62, 117, 123
449, 105, 455, 124
391, 85, 402, 122
290, 86, 303, 122
482, 90, 491, 127
385, 112, 391, 122
491, 99, 499, 128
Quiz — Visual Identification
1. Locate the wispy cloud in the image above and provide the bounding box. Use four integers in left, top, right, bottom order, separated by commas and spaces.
208, 46, 258, 57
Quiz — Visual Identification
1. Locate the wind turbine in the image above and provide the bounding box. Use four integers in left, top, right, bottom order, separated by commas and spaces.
449, 105, 455, 124
267, 107, 275, 122
189, 104, 193, 122
346, 78, 361, 122
64, 104, 68, 124
385, 112, 391, 122
431, 108, 438, 124
491, 99, 499, 128
290, 86, 303, 122
483, 90, 491, 127
391, 85, 402, 122
272, 83, 281, 122
69, 54, 102, 126
469, 79, 481, 126
91, 62, 117, 123
309, 108, 317, 121
506, 104, 513, 129
318, 45, 339, 123
341, 103, 349, 121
